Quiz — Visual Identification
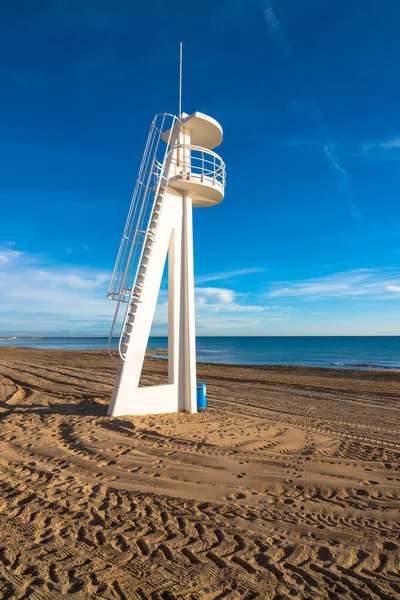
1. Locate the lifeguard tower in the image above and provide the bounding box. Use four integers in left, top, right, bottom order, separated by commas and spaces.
106, 55, 226, 417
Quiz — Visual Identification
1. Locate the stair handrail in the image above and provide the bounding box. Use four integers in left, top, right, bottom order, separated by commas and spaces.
116, 139, 177, 362
108, 114, 182, 361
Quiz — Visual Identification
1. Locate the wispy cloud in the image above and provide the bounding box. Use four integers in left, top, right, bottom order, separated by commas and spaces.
194, 287, 290, 317
0, 247, 287, 335
0, 249, 22, 264
150, 285, 289, 335
195, 287, 265, 313
0, 247, 112, 334
362, 137, 400, 151
34, 270, 109, 290
195, 267, 267, 284
361, 136, 400, 162
268, 268, 400, 299
262, 0, 361, 219
262, 0, 292, 58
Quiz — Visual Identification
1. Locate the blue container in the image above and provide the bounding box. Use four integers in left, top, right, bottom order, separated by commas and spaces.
196, 382, 207, 411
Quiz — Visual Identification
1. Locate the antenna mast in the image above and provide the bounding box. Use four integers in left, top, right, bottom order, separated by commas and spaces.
179, 42, 183, 117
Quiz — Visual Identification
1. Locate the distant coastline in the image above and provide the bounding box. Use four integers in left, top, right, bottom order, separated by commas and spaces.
0, 337, 44, 341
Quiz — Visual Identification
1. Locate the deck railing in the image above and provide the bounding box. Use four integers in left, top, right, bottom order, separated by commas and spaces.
168, 144, 226, 191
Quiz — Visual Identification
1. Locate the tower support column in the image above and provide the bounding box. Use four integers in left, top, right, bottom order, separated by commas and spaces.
180, 194, 197, 412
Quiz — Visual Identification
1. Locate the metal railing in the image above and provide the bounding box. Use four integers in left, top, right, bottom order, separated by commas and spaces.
169, 144, 226, 190
108, 114, 180, 303
107, 113, 181, 360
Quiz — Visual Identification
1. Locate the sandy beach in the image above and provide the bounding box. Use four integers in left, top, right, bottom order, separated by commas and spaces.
0, 347, 399, 599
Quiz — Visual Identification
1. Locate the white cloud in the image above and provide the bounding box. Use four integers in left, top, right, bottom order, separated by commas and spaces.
34, 270, 109, 290
262, 0, 292, 58
0, 248, 113, 333
195, 267, 267, 284
0, 248, 286, 336
361, 137, 400, 163
195, 287, 235, 305
362, 137, 400, 152
269, 268, 400, 299
0, 249, 22, 264
195, 287, 271, 313
151, 287, 288, 334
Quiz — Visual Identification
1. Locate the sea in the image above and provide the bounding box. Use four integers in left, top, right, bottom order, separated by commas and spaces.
0, 336, 399, 370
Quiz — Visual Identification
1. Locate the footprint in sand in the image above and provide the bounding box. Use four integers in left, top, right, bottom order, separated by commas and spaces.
383, 541, 398, 551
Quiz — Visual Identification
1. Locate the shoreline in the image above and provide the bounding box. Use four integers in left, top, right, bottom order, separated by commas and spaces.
1, 343, 399, 372
150, 353, 400, 372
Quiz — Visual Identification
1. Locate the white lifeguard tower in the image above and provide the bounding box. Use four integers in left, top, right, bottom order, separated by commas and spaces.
106, 52, 226, 417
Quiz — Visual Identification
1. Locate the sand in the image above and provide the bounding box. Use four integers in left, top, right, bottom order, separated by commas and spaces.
0, 347, 399, 599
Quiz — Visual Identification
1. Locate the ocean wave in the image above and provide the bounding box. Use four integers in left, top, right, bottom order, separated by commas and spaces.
332, 362, 394, 369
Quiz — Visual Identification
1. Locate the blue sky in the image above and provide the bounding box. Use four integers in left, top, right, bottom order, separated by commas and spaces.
1, 0, 399, 336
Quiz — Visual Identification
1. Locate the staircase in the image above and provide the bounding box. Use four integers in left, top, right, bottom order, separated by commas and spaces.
118, 175, 168, 360
107, 113, 179, 362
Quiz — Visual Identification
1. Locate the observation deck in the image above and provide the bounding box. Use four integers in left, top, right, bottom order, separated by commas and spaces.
163, 112, 226, 207
166, 144, 225, 206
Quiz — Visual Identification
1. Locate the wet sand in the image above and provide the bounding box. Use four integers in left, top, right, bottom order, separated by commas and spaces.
0, 346, 399, 599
